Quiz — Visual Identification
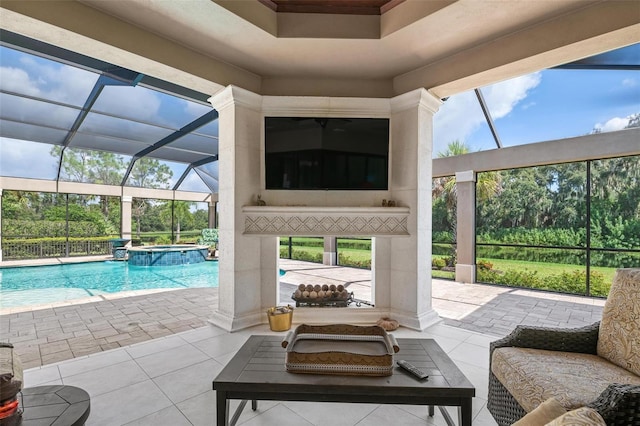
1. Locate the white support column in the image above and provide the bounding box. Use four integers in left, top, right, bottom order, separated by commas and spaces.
323, 237, 337, 265
121, 195, 132, 242
386, 89, 443, 330
208, 86, 267, 331
455, 170, 476, 283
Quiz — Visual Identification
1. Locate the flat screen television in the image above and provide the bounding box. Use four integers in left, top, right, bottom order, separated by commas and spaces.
265, 117, 389, 190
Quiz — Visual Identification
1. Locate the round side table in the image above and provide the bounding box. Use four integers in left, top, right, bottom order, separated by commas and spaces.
21, 385, 90, 426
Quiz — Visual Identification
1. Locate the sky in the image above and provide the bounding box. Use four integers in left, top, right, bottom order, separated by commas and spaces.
1, 44, 638, 188
433, 67, 640, 157
0, 45, 217, 192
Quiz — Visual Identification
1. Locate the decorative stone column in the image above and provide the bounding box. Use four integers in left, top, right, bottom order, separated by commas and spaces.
385, 88, 442, 330
323, 237, 337, 265
208, 86, 270, 331
121, 195, 132, 242
455, 170, 476, 283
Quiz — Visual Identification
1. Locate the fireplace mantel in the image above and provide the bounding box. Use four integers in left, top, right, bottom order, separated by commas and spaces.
242, 206, 410, 236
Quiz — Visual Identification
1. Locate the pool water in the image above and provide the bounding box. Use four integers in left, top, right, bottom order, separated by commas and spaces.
0, 261, 219, 309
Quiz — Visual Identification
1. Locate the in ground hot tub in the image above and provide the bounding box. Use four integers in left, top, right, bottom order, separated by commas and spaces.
127, 245, 209, 266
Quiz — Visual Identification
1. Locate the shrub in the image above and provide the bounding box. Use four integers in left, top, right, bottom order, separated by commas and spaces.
432, 258, 446, 269
3, 219, 102, 237
476, 269, 501, 283
476, 259, 493, 271
498, 269, 541, 287
154, 235, 171, 245
477, 266, 610, 297
339, 253, 371, 269
337, 240, 371, 251
279, 248, 323, 263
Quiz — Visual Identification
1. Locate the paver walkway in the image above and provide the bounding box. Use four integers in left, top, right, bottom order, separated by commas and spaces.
1, 288, 218, 368
1, 258, 605, 368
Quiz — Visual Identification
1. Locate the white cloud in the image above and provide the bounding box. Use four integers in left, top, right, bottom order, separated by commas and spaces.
481, 73, 542, 119
183, 99, 212, 120
0, 137, 58, 179
0, 66, 42, 96
433, 72, 541, 154
622, 78, 637, 88
594, 116, 630, 133
14, 55, 98, 105
433, 91, 484, 154
93, 85, 161, 122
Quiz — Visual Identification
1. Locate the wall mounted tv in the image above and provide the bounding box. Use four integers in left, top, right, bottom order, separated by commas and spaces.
265, 117, 389, 190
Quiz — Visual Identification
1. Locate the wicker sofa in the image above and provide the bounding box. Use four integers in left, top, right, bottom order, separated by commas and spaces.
488, 268, 640, 425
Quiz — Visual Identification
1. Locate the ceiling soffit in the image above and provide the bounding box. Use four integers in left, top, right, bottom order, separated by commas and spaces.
2, 0, 639, 99
260, 0, 402, 16
216, 0, 452, 39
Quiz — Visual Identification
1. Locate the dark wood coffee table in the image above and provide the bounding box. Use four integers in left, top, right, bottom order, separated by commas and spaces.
213, 336, 475, 426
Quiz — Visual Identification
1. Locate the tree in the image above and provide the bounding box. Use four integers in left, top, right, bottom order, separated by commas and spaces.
127, 158, 174, 238
159, 200, 193, 242
192, 209, 209, 230
52, 147, 125, 184
51, 147, 126, 216
131, 198, 149, 238
1, 191, 33, 220
432, 140, 502, 264
128, 158, 172, 189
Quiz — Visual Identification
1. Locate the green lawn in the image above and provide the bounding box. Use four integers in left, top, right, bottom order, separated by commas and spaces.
280, 238, 372, 268
432, 270, 455, 279
280, 243, 616, 295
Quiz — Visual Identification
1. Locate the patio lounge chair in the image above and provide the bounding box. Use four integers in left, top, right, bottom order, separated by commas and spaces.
488, 268, 640, 425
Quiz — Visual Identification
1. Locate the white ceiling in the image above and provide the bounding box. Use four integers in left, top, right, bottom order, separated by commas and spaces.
2, 0, 639, 98
80, 0, 589, 79
77, 0, 640, 97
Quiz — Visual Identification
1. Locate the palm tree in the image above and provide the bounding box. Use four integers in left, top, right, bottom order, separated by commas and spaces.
432, 140, 502, 265
160, 201, 193, 243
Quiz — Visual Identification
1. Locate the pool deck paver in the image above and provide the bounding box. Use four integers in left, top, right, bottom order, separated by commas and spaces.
1, 257, 605, 368
1, 287, 219, 368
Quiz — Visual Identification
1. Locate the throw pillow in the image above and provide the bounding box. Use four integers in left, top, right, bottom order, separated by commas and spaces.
545, 406, 606, 425
597, 268, 640, 376
513, 397, 567, 426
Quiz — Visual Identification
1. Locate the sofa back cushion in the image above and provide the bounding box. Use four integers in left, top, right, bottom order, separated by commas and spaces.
597, 268, 640, 376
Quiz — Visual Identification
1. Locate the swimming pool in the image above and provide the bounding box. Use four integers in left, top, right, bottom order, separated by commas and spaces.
0, 260, 219, 309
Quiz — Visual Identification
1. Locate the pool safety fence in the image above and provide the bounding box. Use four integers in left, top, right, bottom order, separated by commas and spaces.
1, 238, 112, 260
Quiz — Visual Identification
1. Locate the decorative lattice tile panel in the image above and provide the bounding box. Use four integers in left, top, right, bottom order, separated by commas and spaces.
242, 206, 410, 236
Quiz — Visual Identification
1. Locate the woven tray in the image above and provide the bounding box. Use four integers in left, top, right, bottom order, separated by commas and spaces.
281, 324, 400, 376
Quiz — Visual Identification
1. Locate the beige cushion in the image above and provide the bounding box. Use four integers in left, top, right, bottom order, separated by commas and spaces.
545, 407, 606, 426
492, 347, 640, 412
597, 268, 640, 376
512, 397, 566, 426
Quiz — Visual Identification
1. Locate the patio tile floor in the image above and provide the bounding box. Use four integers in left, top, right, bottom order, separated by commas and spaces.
1, 258, 605, 369
1, 257, 608, 425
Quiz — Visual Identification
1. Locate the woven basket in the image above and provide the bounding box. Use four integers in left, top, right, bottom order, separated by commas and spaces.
282, 324, 399, 376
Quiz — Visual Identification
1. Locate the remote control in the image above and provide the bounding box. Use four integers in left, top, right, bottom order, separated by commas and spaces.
397, 360, 429, 380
